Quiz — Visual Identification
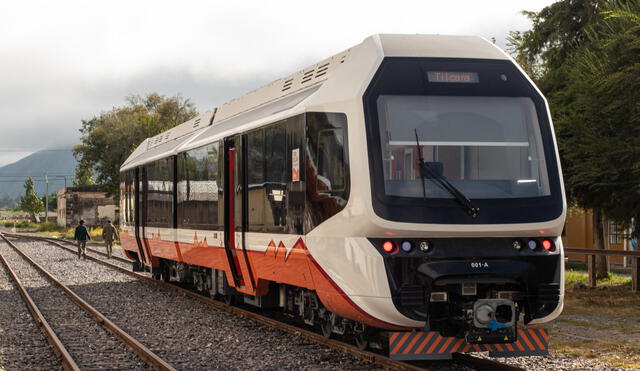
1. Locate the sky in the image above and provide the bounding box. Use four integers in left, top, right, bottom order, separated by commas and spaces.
0, 0, 556, 167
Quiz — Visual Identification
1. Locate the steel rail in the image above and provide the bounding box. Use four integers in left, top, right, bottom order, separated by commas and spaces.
8, 232, 524, 371
0, 233, 176, 371
0, 240, 81, 371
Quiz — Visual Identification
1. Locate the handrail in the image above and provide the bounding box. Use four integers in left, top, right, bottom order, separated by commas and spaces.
564, 247, 639, 292
564, 247, 640, 257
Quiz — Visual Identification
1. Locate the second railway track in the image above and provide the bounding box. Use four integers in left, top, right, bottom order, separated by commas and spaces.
0, 233, 174, 371
3, 232, 524, 371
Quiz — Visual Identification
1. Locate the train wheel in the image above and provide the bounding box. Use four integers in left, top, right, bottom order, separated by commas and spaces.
354, 333, 369, 350
161, 263, 170, 283
320, 317, 333, 338
223, 294, 236, 305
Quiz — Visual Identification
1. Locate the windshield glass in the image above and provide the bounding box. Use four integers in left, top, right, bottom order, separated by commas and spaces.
377, 95, 550, 199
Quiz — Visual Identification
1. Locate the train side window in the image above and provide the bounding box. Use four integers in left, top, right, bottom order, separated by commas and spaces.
146, 158, 173, 228
317, 129, 345, 192
305, 112, 350, 232
177, 142, 220, 230
145, 158, 173, 228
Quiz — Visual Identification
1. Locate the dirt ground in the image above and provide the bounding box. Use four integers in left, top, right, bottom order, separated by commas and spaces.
547, 282, 640, 368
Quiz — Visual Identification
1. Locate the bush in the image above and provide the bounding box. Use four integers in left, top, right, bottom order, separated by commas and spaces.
16, 221, 36, 229
36, 222, 67, 232
89, 227, 104, 241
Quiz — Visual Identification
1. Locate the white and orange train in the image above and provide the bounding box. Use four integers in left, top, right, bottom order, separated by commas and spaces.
119, 34, 565, 359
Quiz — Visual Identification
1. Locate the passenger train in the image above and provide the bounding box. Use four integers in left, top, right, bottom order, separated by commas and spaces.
119, 34, 566, 355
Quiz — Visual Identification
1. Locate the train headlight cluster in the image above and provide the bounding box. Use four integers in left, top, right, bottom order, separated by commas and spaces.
380, 240, 432, 254
513, 238, 556, 253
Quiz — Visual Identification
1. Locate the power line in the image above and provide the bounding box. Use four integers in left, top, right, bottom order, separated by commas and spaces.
0, 174, 75, 177
0, 180, 68, 183
0, 149, 71, 152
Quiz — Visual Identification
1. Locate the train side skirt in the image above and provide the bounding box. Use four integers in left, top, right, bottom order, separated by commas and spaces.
388, 328, 549, 360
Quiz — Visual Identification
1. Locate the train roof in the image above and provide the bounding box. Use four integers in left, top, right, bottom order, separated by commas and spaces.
121, 34, 509, 171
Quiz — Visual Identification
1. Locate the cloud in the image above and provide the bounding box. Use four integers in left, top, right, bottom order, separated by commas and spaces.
0, 0, 554, 152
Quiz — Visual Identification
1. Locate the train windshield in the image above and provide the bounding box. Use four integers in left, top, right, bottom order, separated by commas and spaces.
377, 95, 550, 200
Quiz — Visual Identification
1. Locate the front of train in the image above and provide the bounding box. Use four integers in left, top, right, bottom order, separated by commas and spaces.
357, 36, 566, 346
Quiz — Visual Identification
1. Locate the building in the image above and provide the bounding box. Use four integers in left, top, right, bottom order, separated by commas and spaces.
56, 185, 118, 227
562, 208, 630, 267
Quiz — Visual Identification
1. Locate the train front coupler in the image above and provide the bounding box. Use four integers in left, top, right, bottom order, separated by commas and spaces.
465, 298, 517, 344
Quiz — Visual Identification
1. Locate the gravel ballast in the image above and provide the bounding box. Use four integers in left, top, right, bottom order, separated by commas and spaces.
0, 248, 61, 370
6, 237, 638, 370
0, 241, 152, 371
10, 239, 381, 370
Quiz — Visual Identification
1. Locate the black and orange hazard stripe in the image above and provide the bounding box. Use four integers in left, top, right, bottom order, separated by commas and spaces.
388, 328, 549, 360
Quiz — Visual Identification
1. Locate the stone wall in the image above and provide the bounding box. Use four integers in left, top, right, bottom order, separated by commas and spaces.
56, 186, 119, 227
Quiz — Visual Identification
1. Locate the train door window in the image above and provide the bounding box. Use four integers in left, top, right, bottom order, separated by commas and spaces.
119, 173, 126, 226
265, 122, 287, 231
177, 142, 220, 230
123, 170, 135, 226
139, 167, 147, 226
247, 129, 265, 230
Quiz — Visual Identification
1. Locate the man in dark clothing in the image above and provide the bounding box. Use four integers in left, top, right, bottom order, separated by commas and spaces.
74, 220, 91, 259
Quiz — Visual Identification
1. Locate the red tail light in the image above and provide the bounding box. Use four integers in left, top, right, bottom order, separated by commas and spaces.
382, 240, 396, 253
542, 239, 554, 251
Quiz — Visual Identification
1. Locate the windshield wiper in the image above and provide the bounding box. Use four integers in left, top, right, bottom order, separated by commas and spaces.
414, 128, 479, 218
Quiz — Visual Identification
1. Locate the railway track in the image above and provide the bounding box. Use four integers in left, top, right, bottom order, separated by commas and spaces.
3, 232, 524, 371
0, 233, 175, 371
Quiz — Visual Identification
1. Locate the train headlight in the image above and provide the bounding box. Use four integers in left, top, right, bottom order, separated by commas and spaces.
400, 241, 413, 252
419, 241, 431, 252
527, 239, 538, 250
542, 239, 555, 252
512, 240, 523, 250
382, 241, 396, 253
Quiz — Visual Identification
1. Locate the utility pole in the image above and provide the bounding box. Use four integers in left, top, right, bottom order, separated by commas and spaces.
45, 175, 48, 223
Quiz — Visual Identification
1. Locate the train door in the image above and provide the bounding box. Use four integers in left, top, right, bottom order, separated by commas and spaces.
223, 135, 256, 294
133, 167, 148, 266
137, 166, 153, 266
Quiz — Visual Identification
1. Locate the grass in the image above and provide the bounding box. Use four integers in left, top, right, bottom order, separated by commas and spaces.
565, 269, 632, 288
35, 225, 107, 241
552, 277, 640, 368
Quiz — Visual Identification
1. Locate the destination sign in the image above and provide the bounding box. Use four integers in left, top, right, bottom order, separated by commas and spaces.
427, 71, 479, 83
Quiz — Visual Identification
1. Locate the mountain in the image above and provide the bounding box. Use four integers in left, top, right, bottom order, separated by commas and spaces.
0, 149, 76, 204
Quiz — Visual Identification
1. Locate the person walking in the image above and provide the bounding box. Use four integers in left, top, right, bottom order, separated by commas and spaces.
74, 220, 91, 259
102, 220, 119, 258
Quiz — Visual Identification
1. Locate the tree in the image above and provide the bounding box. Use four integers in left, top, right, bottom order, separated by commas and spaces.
73, 161, 95, 186
19, 177, 43, 219
73, 93, 198, 198
559, 0, 640, 238
509, 0, 640, 278
40, 192, 57, 211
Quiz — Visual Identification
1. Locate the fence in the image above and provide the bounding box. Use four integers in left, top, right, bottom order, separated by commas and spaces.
563, 248, 640, 292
